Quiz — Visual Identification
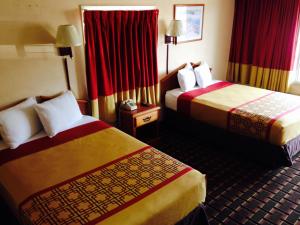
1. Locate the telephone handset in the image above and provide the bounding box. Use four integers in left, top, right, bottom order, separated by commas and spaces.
120, 99, 137, 111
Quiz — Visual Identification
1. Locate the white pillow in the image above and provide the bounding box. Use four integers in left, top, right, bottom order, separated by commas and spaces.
34, 91, 83, 137
194, 62, 213, 88
0, 97, 42, 149
177, 63, 196, 92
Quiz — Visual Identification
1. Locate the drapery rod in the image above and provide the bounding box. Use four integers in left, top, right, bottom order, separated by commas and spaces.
80, 5, 157, 11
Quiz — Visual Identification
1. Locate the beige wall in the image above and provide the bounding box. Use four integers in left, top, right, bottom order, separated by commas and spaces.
0, 0, 234, 101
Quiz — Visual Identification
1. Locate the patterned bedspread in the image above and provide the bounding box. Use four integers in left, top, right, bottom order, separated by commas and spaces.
0, 121, 206, 225
177, 82, 300, 145
228, 92, 300, 141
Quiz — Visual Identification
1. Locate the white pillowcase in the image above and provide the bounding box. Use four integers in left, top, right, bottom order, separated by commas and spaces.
194, 62, 213, 88
177, 63, 196, 92
34, 91, 83, 137
0, 97, 42, 149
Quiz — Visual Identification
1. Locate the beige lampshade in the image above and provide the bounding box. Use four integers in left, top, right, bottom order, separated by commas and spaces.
56, 24, 81, 47
166, 20, 183, 37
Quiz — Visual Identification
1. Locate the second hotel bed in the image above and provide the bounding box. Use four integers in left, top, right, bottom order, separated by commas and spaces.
165, 81, 300, 165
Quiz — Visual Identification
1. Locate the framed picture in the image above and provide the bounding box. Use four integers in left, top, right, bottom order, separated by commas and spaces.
174, 4, 204, 43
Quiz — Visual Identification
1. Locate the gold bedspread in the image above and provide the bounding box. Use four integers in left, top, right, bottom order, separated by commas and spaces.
0, 121, 206, 225
185, 83, 300, 145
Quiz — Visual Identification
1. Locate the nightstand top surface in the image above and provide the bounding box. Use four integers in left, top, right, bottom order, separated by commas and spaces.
120, 104, 160, 117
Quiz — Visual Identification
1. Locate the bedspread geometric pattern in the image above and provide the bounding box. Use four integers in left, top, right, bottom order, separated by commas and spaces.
19, 147, 192, 225
176, 82, 300, 146
228, 92, 300, 141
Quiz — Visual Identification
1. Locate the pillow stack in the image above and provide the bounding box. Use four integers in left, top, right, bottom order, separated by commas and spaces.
177, 61, 213, 92
0, 91, 83, 149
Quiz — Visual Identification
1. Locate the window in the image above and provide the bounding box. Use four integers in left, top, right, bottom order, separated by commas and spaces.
294, 34, 300, 81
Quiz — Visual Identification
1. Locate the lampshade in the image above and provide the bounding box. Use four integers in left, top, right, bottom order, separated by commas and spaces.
56, 24, 81, 47
166, 20, 183, 37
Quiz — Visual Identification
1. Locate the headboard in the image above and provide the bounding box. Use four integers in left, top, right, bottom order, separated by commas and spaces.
160, 62, 200, 106
0, 97, 90, 116
39, 95, 90, 116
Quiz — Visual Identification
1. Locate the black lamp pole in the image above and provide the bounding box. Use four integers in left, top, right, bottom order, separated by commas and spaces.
58, 47, 73, 91
165, 35, 173, 74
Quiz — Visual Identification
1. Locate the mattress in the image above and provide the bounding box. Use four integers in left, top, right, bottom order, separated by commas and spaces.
0, 119, 206, 225
166, 82, 300, 146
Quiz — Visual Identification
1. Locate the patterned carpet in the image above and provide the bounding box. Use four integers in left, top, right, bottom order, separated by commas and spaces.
1, 123, 300, 225
152, 124, 300, 225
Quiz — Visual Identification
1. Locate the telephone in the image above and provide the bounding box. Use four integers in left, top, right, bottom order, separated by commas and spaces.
120, 99, 137, 111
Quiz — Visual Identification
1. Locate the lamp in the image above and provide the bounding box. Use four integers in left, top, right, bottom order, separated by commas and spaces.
165, 20, 183, 74
56, 24, 81, 90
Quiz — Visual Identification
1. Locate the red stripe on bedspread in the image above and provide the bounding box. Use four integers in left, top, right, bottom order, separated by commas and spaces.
227, 91, 300, 141
177, 82, 234, 116
266, 104, 300, 140
0, 120, 110, 165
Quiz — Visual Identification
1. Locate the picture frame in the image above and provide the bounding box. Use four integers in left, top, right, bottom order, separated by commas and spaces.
174, 4, 205, 43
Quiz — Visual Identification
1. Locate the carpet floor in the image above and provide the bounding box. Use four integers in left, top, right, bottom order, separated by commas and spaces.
152, 124, 300, 225
1, 124, 300, 225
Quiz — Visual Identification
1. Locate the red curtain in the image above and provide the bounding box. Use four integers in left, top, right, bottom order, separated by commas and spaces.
227, 0, 300, 92
84, 10, 159, 122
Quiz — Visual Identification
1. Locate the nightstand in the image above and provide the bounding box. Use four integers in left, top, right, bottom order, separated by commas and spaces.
119, 104, 161, 139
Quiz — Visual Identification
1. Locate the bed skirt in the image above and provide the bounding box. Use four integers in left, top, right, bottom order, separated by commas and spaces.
176, 204, 209, 225
163, 108, 300, 168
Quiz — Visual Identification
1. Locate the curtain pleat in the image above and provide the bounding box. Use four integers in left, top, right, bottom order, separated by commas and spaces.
227, 0, 300, 92
84, 10, 159, 123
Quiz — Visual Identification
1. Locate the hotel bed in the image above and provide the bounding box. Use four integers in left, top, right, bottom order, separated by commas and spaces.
161, 64, 300, 167
0, 114, 207, 225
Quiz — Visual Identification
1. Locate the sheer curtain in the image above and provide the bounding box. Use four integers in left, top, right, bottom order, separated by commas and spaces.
84, 10, 159, 123
294, 35, 300, 81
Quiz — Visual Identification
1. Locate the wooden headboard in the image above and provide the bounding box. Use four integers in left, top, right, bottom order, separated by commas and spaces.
0, 96, 90, 116
160, 62, 200, 106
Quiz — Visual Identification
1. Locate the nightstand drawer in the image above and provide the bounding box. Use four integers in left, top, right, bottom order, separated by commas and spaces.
135, 111, 158, 127
119, 104, 160, 138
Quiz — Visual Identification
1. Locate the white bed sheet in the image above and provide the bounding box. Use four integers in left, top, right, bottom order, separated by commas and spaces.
0, 115, 97, 151
165, 80, 221, 111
